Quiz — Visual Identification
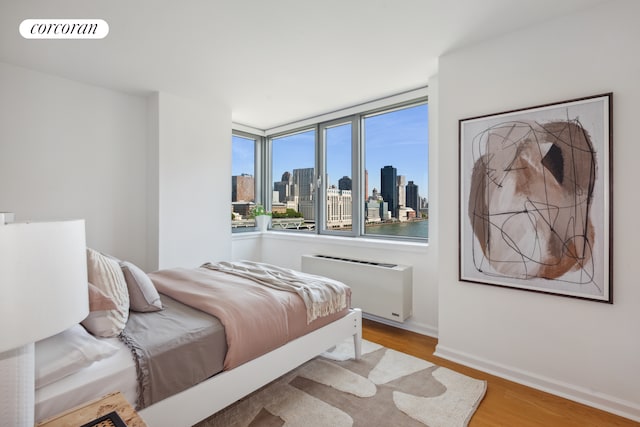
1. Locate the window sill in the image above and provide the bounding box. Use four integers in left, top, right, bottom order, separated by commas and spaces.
231, 230, 262, 240
262, 230, 428, 253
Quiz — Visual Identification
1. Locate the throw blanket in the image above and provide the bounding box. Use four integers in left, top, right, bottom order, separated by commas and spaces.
201, 260, 349, 323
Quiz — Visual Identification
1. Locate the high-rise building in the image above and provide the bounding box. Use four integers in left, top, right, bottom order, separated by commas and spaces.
365, 200, 381, 222
338, 176, 352, 191
274, 171, 293, 203
232, 174, 254, 202
379, 200, 390, 220
406, 180, 419, 212
397, 175, 406, 208
292, 168, 314, 200
292, 167, 315, 220
327, 188, 352, 228
273, 181, 289, 203
380, 165, 398, 218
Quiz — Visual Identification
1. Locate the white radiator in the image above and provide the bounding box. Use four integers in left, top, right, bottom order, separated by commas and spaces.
301, 254, 412, 322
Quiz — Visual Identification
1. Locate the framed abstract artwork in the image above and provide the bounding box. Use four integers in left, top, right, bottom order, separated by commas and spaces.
459, 93, 613, 302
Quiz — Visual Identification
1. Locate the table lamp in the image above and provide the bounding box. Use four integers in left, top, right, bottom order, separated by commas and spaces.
0, 218, 88, 426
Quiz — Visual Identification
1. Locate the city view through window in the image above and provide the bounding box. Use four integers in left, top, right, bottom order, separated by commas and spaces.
232, 102, 428, 239
231, 133, 257, 227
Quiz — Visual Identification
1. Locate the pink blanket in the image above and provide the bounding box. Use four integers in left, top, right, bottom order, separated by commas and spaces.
148, 267, 350, 370
201, 260, 349, 323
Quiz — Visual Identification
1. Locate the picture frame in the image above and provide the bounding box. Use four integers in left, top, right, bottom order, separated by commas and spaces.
459, 93, 613, 302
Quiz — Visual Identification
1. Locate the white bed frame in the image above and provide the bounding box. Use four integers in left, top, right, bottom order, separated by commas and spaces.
138, 308, 362, 427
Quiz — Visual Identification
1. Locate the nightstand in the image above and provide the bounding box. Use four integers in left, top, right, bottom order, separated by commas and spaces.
36, 391, 147, 427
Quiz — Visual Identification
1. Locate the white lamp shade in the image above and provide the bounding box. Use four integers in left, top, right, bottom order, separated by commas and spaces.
0, 220, 89, 353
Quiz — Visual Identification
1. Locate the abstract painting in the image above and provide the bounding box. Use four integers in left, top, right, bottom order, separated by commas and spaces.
459, 94, 612, 302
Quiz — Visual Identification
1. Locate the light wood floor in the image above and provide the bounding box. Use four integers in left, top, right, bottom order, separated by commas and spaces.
362, 319, 638, 427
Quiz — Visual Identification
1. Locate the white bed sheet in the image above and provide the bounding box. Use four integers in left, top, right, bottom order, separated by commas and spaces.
35, 336, 137, 423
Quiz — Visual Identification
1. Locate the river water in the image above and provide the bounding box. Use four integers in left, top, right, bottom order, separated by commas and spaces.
365, 220, 428, 239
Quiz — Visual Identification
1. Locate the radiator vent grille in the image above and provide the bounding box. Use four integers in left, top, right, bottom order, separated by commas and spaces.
314, 255, 397, 268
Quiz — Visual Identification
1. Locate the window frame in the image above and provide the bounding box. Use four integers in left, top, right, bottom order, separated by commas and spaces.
318, 115, 361, 237
231, 129, 264, 232
261, 91, 428, 242
360, 98, 428, 242
267, 126, 317, 233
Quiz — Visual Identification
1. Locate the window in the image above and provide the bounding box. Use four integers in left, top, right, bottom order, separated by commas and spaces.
261, 94, 428, 241
319, 118, 358, 235
231, 131, 262, 232
270, 129, 316, 231
363, 103, 428, 239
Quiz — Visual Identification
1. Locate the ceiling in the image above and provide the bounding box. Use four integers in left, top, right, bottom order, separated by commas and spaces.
0, 0, 607, 129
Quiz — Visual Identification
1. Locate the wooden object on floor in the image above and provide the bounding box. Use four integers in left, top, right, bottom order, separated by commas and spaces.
362, 319, 638, 427
36, 391, 147, 427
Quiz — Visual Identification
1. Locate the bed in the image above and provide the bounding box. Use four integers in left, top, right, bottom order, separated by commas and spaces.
35, 254, 362, 427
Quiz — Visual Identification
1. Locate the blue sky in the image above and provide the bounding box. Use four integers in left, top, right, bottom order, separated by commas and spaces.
233, 103, 428, 199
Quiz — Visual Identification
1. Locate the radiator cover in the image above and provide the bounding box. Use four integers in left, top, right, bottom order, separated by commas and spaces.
301, 254, 412, 322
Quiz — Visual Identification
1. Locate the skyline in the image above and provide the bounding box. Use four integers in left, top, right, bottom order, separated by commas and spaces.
232, 103, 428, 200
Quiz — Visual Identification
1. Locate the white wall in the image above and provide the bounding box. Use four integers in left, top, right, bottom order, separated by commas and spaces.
148, 92, 232, 270
231, 231, 264, 262
436, 0, 640, 420
0, 62, 233, 271
0, 61, 148, 267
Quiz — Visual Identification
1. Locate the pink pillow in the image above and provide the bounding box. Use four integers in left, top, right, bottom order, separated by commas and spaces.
88, 282, 117, 311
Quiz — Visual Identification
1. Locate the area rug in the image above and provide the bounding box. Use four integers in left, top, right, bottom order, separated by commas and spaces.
195, 339, 486, 427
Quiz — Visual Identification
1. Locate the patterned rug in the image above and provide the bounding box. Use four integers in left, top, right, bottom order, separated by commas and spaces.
196, 339, 486, 427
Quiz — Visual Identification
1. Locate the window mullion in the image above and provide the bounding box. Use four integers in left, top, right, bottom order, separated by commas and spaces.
352, 116, 362, 236
315, 124, 324, 234
262, 135, 271, 212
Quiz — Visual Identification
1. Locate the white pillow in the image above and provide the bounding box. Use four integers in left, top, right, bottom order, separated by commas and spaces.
83, 248, 129, 337
35, 324, 119, 389
120, 261, 163, 312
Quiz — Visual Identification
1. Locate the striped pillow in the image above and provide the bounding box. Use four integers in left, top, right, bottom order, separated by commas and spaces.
82, 248, 129, 337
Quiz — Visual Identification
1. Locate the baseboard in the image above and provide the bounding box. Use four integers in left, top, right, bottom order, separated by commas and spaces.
362, 312, 438, 338
434, 344, 640, 423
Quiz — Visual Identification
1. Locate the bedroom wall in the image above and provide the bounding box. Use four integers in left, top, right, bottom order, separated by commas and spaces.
436, 0, 640, 420
0, 62, 233, 272
0, 61, 148, 267
147, 92, 232, 270
231, 232, 263, 261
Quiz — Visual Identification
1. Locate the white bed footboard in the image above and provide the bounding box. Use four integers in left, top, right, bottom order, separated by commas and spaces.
139, 308, 362, 427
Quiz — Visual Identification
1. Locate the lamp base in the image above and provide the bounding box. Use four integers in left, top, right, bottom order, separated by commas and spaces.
0, 343, 35, 426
